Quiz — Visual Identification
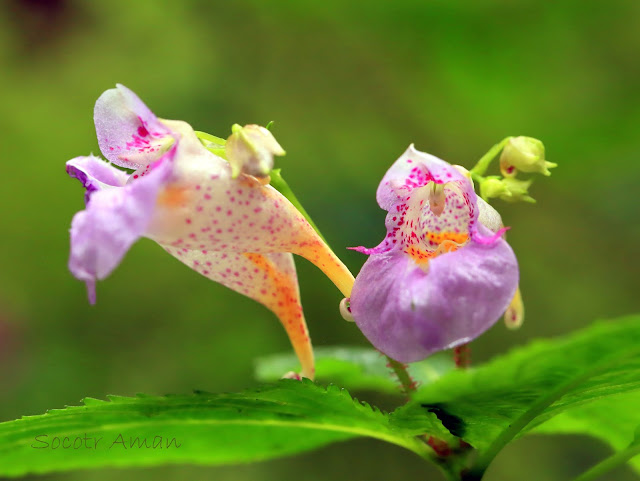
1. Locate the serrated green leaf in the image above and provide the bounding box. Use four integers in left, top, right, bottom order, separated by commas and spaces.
397, 315, 640, 476
255, 346, 454, 394
0, 380, 435, 477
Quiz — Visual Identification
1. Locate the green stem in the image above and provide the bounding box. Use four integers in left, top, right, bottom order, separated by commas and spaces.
469, 137, 512, 177
269, 169, 330, 246
467, 350, 640, 479
572, 443, 640, 481
197, 131, 227, 159
195, 130, 227, 146
469, 171, 485, 189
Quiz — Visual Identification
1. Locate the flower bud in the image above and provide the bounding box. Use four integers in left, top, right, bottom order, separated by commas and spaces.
226, 124, 285, 179
500, 177, 535, 203
479, 176, 536, 204
500, 136, 556, 177
479, 176, 510, 201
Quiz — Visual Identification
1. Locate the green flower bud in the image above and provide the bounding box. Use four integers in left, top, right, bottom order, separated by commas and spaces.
479, 176, 536, 204
479, 176, 510, 201
226, 124, 285, 179
499, 136, 557, 177
500, 177, 536, 203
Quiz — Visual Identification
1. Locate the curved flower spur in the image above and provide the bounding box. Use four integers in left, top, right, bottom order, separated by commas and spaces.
66, 84, 353, 380
348, 145, 520, 362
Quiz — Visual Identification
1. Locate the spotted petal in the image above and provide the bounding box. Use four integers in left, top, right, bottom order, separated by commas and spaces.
350, 225, 519, 362
376, 144, 471, 210
94, 84, 174, 170
145, 119, 354, 297
356, 145, 504, 260
162, 248, 314, 378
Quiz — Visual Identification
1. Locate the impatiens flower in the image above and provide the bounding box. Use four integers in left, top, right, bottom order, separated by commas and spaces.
349, 145, 519, 362
66, 84, 353, 379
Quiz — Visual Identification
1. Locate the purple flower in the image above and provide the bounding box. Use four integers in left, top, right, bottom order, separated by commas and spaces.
66, 85, 353, 379
350, 145, 519, 362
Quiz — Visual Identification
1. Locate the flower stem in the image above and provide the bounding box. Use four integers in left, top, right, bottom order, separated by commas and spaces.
469, 137, 512, 177
453, 343, 471, 368
572, 441, 640, 481
386, 356, 417, 395
269, 169, 330, 246
467, 352, 640, 479
194, 130, 227, 146
196, 131, 228, 159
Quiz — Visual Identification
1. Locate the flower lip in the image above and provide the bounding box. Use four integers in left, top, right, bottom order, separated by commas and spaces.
67, 140, 178, 304
350, 224, 519, 362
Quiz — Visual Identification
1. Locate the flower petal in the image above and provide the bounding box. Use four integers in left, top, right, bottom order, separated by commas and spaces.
477, 196, 504, 233
145, 119, 354, 297
356, 145, 500, 259
66, 155, 129, 203
350, 225, 519, 362
68, 148, 175, 304
94, 84, 173, 169
160, 247, 315, 379
376, 144, 469, 210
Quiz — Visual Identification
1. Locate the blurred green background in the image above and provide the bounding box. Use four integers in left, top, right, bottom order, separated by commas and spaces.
0, 0, 638, 480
